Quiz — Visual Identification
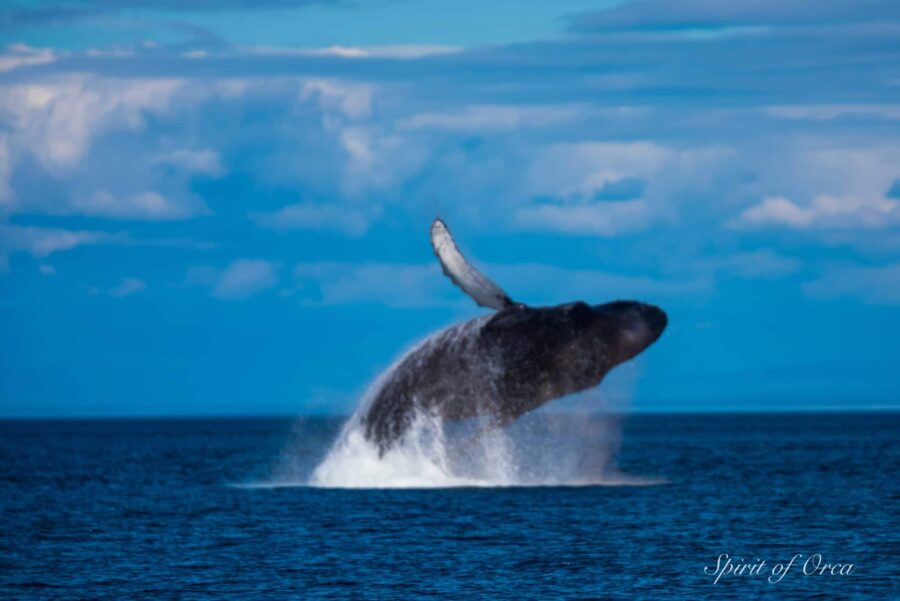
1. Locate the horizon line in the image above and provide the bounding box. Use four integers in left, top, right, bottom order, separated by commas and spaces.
1, 406, 898, 421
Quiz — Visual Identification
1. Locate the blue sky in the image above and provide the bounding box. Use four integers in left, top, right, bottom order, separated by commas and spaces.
1, 0, 899, 417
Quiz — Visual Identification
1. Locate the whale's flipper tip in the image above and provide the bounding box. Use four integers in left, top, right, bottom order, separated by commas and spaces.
430, 218, 515, 311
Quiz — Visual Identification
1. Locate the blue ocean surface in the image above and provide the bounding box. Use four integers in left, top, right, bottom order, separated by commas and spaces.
1, 412, 898, 599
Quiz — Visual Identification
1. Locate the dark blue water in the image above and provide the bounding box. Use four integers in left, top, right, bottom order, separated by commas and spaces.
1, 413, 897, 599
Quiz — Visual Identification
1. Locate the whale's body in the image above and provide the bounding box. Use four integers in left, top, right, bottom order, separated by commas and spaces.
362, 220, 668, 452
363, 301, 666, 451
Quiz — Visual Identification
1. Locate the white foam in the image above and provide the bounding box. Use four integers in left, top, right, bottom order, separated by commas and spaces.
260, 323, 663, 490
310, 413, 489, 488
290, 407, 660, 489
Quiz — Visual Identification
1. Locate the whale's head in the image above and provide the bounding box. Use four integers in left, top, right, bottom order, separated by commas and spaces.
483, 299, 667, 392
535, 300, 666, 374
587, 300, 667, 365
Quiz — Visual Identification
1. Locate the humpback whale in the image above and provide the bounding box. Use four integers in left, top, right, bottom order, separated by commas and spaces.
362, 219, 667, 453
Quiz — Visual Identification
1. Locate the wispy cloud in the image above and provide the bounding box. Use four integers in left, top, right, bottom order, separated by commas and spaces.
0, 134, 11, 205
0, 224, 115, 272
524, 141, 725, 200
0, 44, 56, 73
73, 190, 208, 220
734, 195, 900, 230
300, 78, 375, 120
804, 262, 900, 304
102, 277, 147, 298
490, 263, 710, 304
251, 202, 372, 237
250, 44, 461, 60
290, 260, 708, 308
397, 104, 583, 132
0, 75, 184, 172
765, 104, 900, 122
513, 200, 652, 237
153, 148, 224, 177
568, 0, 897, 32
693, 250, 801, 280
293, 262, 451, 308
513, 141, 728, 235
727, 143, 900, 233
212, 259, 278, 300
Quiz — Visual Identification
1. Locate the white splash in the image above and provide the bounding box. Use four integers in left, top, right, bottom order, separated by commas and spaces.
267, 323, 663, 489
301, 404, 656, 489
310, 413, 486, 488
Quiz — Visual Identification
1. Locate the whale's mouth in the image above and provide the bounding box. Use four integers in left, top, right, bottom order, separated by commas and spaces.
642, 304, 668, 341
593, 300, 668, 361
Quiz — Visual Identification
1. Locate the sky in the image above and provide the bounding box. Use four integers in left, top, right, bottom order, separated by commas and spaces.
1, 0, 899, 417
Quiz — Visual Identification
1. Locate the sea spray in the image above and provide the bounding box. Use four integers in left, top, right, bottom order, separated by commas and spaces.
306, 321, 516, 488
274, 320, 657, 488
310, 412, 487, 488
304, 406, 655, 488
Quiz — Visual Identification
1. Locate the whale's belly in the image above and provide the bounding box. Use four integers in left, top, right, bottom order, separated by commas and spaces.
360, 317, 585, 451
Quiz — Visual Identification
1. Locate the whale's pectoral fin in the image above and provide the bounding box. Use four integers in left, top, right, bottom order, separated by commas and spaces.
430, 218, 516, 310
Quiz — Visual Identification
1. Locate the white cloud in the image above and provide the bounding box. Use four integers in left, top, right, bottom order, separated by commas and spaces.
694, 249, 801, 279
735, 194, 900, 230
525, 141, 729, 202
294, 78, 430, 197
340, 127, 376, 170
489, 263, 709, 304
802, 147, 900, 196
338, 125, 427, 196
153, 149, 224, 177
291, 260, 706, 308
0, 135, 11, 205
804, 262, 900, 304
313, 44, 461, 59
732, 143, 900, 230
736, 196, 812, 228
251, 202, 372, 236
525, 141, 673, 201
0, 224, 114, 272
514, 141, 728, 235
38, 264, 56, 276
0, 75, 185, 172
0, 74, 217, 222
300, 79, 374, 119
212, 259, 278, 300
245, 44, 461, 60
108, 277, 147, 298
0, 44, 56, 73
766, 104, 900, 121
72, 190, 206, 221
513, 200, 651, 236
398, 104, 583, 132
293, 262, 450, 308
0, 224, 111, 258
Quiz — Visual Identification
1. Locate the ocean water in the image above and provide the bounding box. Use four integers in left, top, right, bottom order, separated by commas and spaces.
1, 412, 897, 599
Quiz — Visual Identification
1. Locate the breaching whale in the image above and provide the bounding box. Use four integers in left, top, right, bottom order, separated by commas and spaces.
362, 219, 667, 453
